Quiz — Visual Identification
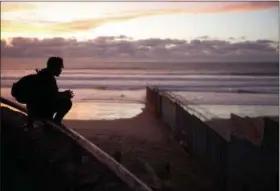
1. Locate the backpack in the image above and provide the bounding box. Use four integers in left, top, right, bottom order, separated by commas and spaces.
11, 73, 39, 104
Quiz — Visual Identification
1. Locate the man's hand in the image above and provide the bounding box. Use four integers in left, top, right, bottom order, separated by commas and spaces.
66, 90, 74, 99
61, 90, 74, 99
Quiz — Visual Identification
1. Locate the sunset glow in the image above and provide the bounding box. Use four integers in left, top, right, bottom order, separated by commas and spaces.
1, 2, 279, 40
1, 1, 279, 63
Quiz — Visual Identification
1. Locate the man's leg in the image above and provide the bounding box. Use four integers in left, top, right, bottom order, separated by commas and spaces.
53, 98, 72, 123
26, 104, 35, 127
27, 102, 54, 122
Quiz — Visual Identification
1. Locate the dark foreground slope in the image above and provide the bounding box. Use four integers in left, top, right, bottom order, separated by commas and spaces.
1, 105, 138, 191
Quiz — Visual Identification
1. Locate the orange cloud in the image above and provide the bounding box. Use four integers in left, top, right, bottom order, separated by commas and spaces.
207, 2, 279, 13
1, 2, 37, 12
1, 2, 278, 39
114, 2, 278, 15
1, 9, 182, 35
52, 9, 181, 31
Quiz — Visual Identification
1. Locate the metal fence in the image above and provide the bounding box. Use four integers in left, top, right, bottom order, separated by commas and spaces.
145, 86, 279, 191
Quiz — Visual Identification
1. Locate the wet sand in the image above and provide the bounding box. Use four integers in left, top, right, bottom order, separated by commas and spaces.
64, 108, 214, 191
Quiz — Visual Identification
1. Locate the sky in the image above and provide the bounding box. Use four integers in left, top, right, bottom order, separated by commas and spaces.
1, 1, 279, 62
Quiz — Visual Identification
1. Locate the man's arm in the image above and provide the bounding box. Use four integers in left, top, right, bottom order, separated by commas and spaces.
47, 76, 74, 100
58, 90, 74, 99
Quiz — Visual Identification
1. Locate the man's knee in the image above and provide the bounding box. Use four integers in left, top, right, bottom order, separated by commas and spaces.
62, 98, 72, 111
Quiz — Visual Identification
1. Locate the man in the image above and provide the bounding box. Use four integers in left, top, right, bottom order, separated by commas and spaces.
27, 57, 74, 124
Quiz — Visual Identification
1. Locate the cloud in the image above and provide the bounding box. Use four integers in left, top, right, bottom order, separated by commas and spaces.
203, 2, 279, 13
2, 2, 278, 37
1, 9, 183, 35
1, 36, 278, 63
1, 2, 37, 12
52, 10, 174, 31
57, 2, 279, 31
3, 2, 278, 14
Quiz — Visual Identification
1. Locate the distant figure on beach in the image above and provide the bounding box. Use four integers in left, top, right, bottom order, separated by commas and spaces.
12, 57, 74, 125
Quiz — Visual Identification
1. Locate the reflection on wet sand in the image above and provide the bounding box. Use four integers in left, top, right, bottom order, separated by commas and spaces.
65, 101, 144, 120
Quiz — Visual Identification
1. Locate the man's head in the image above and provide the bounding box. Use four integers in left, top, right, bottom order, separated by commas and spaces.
47, 57, 64, 77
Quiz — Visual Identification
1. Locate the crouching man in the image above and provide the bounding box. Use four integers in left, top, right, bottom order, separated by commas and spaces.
27, 57, 74, 125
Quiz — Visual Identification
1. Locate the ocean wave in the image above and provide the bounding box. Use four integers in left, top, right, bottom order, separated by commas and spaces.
79, 98, 145, 104
1, 83, 278, 94
1, 75, 278, 81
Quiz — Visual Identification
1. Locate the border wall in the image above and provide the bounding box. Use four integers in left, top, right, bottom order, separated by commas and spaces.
146, 86, 279, 191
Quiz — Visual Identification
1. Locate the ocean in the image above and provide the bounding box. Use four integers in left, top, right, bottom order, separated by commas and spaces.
1, 62, 279, 120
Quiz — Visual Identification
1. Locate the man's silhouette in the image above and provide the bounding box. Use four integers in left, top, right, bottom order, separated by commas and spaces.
26, 57, 73, 125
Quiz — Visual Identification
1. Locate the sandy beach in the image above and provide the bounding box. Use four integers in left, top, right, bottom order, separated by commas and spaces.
64, 107, 214, 191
